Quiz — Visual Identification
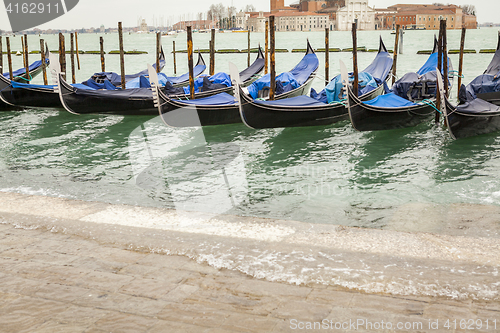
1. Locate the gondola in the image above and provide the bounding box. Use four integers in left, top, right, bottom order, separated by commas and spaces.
463, 33, 500, 105
84, 47, 170, 87
0, 48, 168, 109
438, 69, 500, 140
153, 42, 319, 127
160, 47, 265, 100
1, 44, 50, 83
237, 37, 391, 129
57, 48, 265, 116
347, 37, 453, 131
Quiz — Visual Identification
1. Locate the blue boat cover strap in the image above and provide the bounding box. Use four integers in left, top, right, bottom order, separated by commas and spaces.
254, 95, 327, 107
456, 97, 500, 116
362, 92, 418, 107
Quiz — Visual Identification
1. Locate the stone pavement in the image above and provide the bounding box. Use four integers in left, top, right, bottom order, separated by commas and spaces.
1, 222, 499, 333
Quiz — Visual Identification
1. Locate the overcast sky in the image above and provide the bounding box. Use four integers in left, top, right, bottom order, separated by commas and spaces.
0, 0, 498, 31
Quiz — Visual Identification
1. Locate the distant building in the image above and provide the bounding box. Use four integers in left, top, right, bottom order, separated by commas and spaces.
381, 4, 477, 30
140, 19, 148, 32
173, 20, 217, 31
274, 11, 331, 31
336, 0, 376, 31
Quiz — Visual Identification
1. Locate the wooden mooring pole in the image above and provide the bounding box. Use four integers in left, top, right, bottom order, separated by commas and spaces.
70, 33, 76, 84
269, 16, 276, 101
59, 33, 66, 80
23, 34, 29, 83
442, 20, 449, 98
436, 21, 444, 124
172, 41, 177, 75
75, 31, 81, 70
156, 32, 161, 73
6, 37, 13, 80
118, 22, 126, 89
457, 27, 466, 91
247, 30, 251, 67
210, 28, 215, 75
265, 21, 269, 75
0, 37, 3, 77
392, 24, 400, 85
187, 26, 195, 99
325, 27, 329, 83
352, 23, 359, 97
100, 37, 105, 72
40, 39, 48, 85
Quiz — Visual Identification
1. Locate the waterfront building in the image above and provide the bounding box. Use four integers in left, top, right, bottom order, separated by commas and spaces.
336, 0, 376, 31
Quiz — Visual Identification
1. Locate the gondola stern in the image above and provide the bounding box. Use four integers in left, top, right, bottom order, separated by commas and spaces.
0, 74, 16, 106
56, 73, 80, 115
257, 44, 265, 59
432, 35, 438, 54
196, 51, 206, 68
379, 36, 388, 53
306, 39, 315, 55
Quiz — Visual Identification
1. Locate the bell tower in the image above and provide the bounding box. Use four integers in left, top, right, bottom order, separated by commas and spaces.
271, 0, 285, 12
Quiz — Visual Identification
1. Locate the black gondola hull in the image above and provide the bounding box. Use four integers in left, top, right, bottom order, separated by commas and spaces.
444, 99, 500, 139
1, 86, 61, 108
240, 82, 383, 129
59, 76, 158, 116
347, 86, 435, 131
160, 101, 240, 127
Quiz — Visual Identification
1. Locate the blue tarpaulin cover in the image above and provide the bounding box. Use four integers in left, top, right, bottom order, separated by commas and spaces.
456, 97, 500, 116
82, 78, 117, 90
182, 72, 231, 94
465, 74, 500, 100
311, 49, 392, 103
10, 81, 95, 90
254, 95, 327, 107
87, 58, 166, 86
324, 72, 378, 103
417, 52, 451, 76
247, 72, 300, 99
247, 51, 318, 99
362, 51, 393, 82
289, 54, 319, 85
175, 92, 237, 106
3, 60, 43, 79
166, 63, 206, 85
484, 50, 500, 76
362, 92, 418, 107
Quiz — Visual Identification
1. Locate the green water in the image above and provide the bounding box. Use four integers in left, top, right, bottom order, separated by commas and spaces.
1, 28, 500, 236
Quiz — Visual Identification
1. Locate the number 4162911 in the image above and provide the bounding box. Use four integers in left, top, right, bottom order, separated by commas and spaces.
5, 2, 60, 14
444, 319, 496, 330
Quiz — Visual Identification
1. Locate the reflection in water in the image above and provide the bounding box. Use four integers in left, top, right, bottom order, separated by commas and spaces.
0, 108, 499, 235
